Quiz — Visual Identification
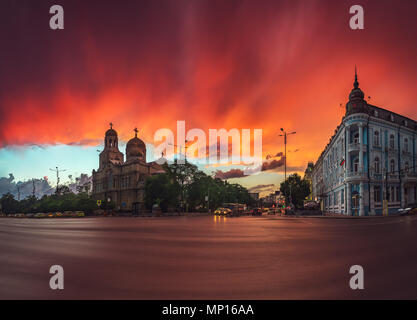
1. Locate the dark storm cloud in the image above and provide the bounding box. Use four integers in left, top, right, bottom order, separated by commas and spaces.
214, 168, 246, 179
0, 174, 53, 198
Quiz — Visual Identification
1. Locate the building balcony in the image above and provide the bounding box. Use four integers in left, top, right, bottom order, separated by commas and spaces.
371, 173, 383, 180
403, 171, 417, 183
346, 170, 367, 180
387, 173, 399, 180
348, 142, 366, 153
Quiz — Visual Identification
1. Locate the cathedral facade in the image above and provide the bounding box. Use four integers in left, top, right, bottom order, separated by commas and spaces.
92, 125, 164, 212
312, 70, 417, 215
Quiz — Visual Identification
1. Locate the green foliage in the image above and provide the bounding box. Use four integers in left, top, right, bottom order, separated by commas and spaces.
144, 160, 254, 212
0, 191, 97, 214
280, 173, 311, 208
144, 173, 180, 211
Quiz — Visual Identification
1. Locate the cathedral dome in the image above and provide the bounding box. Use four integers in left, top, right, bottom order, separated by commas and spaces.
105, 128, 117, 136
126, 128, 146, 160
105, 123, 118, 136
127, 136, 146, 150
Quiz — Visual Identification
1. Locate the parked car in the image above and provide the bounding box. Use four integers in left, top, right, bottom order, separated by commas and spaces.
63, 211, 72, 217
0, 213, 6, 218
34, 213, 46, 218
304, 201, 320, 210
75, 211, 85, 217
14, 213, 25, 218
267, 208, 276, 215
55, 212, 63, 217
26, 213, 35, 218
214, 208, 232, 216
251, 208, 262, 216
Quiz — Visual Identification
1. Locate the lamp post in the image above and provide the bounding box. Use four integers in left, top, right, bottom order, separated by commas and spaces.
279, 128, 296, 182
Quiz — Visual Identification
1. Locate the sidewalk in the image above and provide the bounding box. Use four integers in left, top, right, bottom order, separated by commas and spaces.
273, 211, 403, 219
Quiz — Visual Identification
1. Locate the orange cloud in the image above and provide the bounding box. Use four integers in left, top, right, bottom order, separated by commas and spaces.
1, 0, 417, 174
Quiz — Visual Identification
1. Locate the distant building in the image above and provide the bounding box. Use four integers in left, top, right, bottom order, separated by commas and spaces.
312, 70, 417, 215
304, 162, 314, 201
92, 124, 164, 212
260, 190, 283, 204
249, 192, 260, 200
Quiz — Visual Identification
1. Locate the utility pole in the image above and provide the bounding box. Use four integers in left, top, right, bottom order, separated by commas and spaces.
17, 185, 21, 201
49, 167, 67, 193
279, 128, 296, 182
32, 179, 36, 197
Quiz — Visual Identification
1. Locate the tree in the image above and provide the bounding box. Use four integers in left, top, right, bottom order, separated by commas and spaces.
0, 193, 19, 213
144, 173, 180, 211
144, 161, 254, 212
280, 173, 311, 208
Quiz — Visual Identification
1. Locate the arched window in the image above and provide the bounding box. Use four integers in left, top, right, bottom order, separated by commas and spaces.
353, 133, 359, 144
390, 159, 395, 173
354, 158, 359, 173
404, 138, 409, 152
405, 162, 409, 173
374, 157, 380, 174
373, 130, 380, 146
389, 134, 395, 149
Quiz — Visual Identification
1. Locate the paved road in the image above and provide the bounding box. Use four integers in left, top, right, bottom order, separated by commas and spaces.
1, 215, 417, 299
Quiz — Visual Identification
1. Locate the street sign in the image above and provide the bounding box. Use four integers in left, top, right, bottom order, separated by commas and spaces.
97, 200, 102, 206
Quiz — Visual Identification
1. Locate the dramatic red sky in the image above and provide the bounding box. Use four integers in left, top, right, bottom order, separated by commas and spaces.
1, 0, 417, 192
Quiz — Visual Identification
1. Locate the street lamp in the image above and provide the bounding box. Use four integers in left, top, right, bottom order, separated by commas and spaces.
278, 128, 296, 182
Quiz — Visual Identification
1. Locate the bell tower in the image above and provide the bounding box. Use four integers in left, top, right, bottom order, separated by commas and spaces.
99, 122, 124, 169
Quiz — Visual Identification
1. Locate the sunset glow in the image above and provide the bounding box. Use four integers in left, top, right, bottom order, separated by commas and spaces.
1, 0, 417, 193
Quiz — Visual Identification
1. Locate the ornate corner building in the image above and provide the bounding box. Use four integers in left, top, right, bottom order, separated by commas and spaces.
92, 125, 164, 212
312, 70, 417, 215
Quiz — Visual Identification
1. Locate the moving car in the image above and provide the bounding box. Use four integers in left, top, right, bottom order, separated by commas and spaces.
214, 208, 232, 216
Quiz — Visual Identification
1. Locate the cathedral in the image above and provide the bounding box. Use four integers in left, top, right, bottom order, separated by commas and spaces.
92, 124, 164, 212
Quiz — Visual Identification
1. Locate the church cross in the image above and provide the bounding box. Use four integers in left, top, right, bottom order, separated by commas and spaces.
109, 122, 113, 129
134, 127, 138, 137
